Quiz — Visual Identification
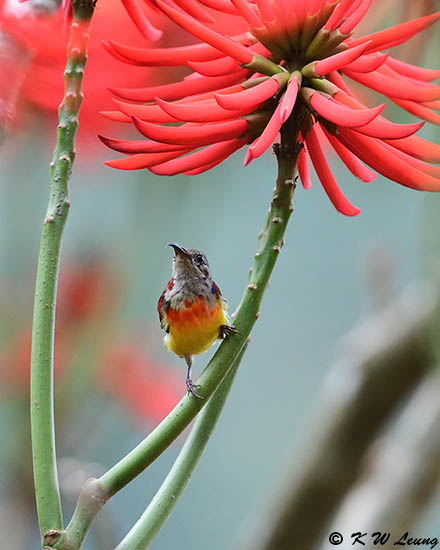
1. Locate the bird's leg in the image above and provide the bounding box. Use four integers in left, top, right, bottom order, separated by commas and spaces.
185, 356, 203, 399
219, 324, 240, 339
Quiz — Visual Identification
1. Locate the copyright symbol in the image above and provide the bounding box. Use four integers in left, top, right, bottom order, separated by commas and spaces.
329, 532, 343, 545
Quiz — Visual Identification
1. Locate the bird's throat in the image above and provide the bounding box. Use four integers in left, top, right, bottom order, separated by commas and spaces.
166, 271, 214, 310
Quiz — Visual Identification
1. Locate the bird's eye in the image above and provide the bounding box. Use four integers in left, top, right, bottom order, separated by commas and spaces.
193, 253, 204, 264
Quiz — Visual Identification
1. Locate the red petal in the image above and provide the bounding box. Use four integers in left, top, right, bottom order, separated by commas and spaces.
110, 72, 247, 102
389, 97, 440, 125
171, 0, 215, 24
313, 42, 371, 75
337, 128, 440, 191
305, 124, 361, 216
280, 77, 299, 123
322, 127, 376, 182
120, 0, 163, 41
349, 11, 440, 53
188, 56, 241, 77
98, 135, 188, 154
345, 52, 389, 73
229, 0, 262, 27
113, 99, 179, 123
354, 118, 424, 140
105, 149, 192, 170
215, 75, 280, 110
155, 0, 254, 64
328, 71, 355, 96
386, 57, 440, 82
324, 0, 352, 31
100, 110, 132, 122
255, 0, 275, 22
344, 68, 440, 102
150, 138, 247, 175
105, 40, 223, 66
132, 117, 249, 146
246, 102, 283, 163
380, 141, 440, 179
155, 97, 247, 122
198, 0, 239, 15
338, 0, 373, 34
184, 158, 228, 175
307, 89, 384, 127
298, 145, 311, 189
383, 135, 440, 163
334, 91, 425, 139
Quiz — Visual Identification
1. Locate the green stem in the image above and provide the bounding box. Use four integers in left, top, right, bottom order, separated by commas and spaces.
99, 146, 298, 495
62, 116, 303, 549
30, 2, 94, 544
115, 342, 248, 550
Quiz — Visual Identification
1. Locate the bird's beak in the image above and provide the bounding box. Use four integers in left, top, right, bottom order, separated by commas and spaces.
167, 242, 190, 258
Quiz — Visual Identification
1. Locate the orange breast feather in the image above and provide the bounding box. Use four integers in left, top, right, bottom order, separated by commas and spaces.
164, 296, 226, 357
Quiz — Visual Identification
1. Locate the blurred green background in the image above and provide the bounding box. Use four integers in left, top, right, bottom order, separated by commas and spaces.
1, 118, 440, 548
1, 2, 440, 549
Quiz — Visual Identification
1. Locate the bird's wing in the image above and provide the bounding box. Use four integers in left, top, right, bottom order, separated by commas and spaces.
211, 281, 222, 297
212, 281, 229, 318
157, 287, 171, 333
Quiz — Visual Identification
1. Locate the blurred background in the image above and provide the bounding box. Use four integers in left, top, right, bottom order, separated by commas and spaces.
1, 1, 440, 549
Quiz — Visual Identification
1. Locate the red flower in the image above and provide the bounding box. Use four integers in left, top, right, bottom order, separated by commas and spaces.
0, 0, 163, 151
98, 343, 181, 424
57, 259, 120, 327
101, 0, 440, 216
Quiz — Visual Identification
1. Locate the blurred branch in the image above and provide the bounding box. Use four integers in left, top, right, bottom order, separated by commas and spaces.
29, 0, 95, 545
115, 341, 248, 549
237, 283, 436, 550
321, 369, 440, 550
59, 123, 304, 550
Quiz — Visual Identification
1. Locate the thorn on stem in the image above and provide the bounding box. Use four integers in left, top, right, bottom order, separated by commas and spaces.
248, 283, 257, 291
43, 529, 63, 546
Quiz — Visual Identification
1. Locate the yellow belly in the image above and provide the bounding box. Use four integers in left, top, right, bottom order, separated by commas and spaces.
164, 298, 226, 357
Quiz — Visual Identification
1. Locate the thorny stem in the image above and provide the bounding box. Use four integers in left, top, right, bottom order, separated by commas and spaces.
115, 342, 248, 549
30, 1, 94, 546
62, 111, 303, 549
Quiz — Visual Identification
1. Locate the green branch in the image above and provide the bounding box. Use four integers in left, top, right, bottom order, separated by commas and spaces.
61, 116, 303, 549
30, 2, 94, 545
98, 130, 300, 498
115, 342, 248, 549
99, 158, 297, 494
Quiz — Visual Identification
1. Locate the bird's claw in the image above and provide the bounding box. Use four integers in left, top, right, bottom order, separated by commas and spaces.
186, 378, 204, 399
219, 324, 240, 339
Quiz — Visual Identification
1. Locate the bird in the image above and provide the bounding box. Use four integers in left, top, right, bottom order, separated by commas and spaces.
158, 242, 238, 399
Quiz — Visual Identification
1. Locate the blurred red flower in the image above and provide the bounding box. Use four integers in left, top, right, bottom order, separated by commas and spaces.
1, 259, 181, 425
3, 328, 66, 393
98, 342, 181, 424
101, 0, 440, 216
0, 0, 163, 151
57, 258, 120, 327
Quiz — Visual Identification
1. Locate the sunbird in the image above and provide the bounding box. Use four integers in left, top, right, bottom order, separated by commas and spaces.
158, 243, 238, 399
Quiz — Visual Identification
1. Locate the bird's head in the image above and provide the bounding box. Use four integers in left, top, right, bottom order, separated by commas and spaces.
167, 242, 211, 281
